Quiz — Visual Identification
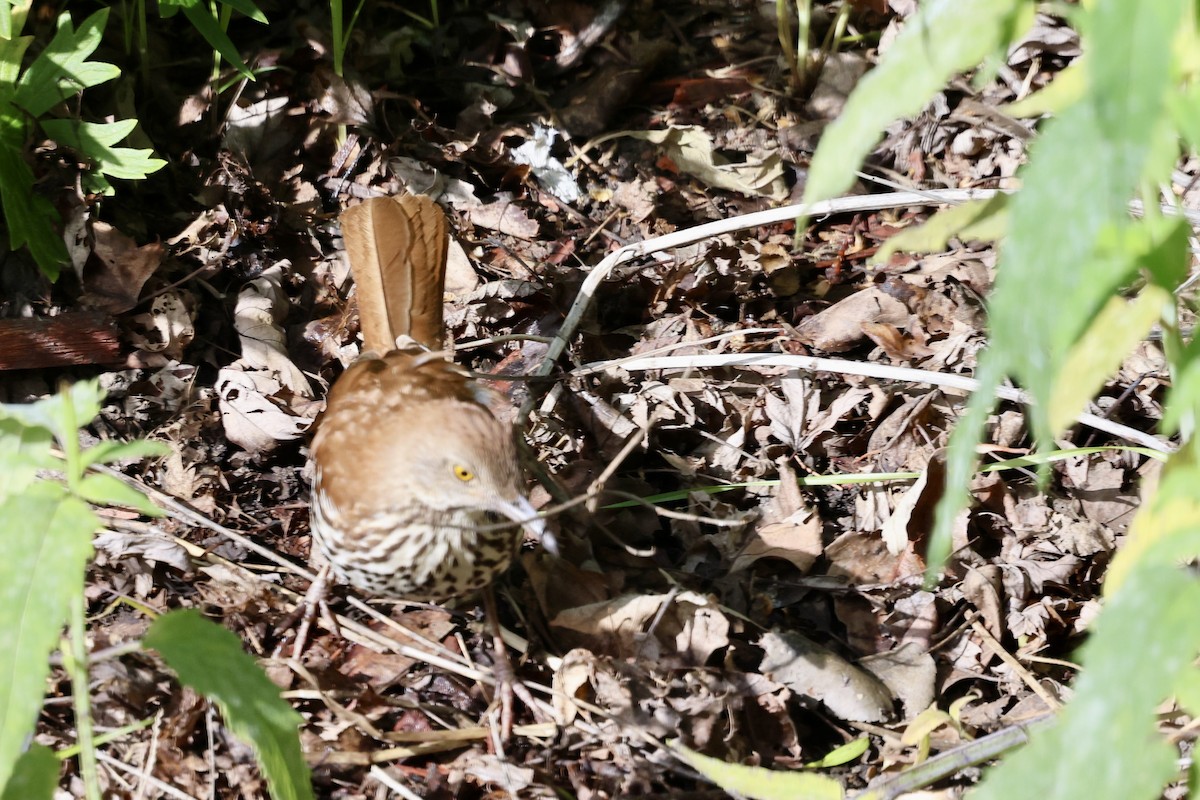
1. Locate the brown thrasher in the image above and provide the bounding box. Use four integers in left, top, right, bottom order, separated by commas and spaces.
304, 196, 552, 734
309, 194, 549, 602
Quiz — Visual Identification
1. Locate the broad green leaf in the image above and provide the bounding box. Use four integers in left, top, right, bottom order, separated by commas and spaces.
0, 2, 32, 44
671, 741, 843, 800
1137, 217, 1193, 291
873, 193, 1008, 263
0, 418, 56, 502
930, 0, 1187, 579
14, 9, 118, 118
39, 119, 166, 189
974, 563, 1200, 800
1, 744, 58, 800
145, 611, 314, 800
0, 122, 67, 278
76, 473, 162, 516
0, 35, 33, 102
803, 0, 1030, 205
80, 439, 170, 469
1047, 285, 1170, 434
1003, 58, 1085, 118
0, 380, 103, 446
1162, 330, 1200, 437
0, 486, 96, 790
1167, 80, 1200, 159
1105, 442, 1200, 594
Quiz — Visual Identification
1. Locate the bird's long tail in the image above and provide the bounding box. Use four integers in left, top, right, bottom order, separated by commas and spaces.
339, 194, 448, 354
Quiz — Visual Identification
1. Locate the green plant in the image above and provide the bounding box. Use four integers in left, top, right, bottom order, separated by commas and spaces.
0, 381, 313, 800
776, 0, 854, 94
0, 4, 165, 279
792, 0, 1200, 796
151, 0, 266, 84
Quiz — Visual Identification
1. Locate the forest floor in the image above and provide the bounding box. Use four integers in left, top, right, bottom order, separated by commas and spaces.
7, 0, 1180, 797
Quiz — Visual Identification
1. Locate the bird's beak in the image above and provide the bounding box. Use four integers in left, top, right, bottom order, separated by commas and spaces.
493, 494, 558, 556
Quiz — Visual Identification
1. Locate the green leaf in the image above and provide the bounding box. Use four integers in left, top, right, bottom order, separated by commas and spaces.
1047, 284, 1170, 435
670, 741, 843, 800
14, 9, 118, 118
76, 473, 162, 517
930, 0, 1188, 579
80, 439, 170, 470
1, 744, 59, 800
0, 121, 68, 278
0, 418, 57, 503
974, 563, 1200, 800
145, 611, 314, 800
0, 486, 96, 790
1003, 58, 1086, 118
0, 35, 34, 104
992, 0, 1184, 442
213, 0, 268, 24
39, 119, 166, 189
804, 738, 869, 769
1162, 331, 1200, 437
0, 380, 103, 446
1168, 79, 1200, 151
159, 0, 255, 80
873, 193, 1009, 263
1106, 442, 1200, 594
803, 0, 1030, 205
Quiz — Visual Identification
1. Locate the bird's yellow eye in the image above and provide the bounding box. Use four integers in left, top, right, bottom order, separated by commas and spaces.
453, 464, 475, 482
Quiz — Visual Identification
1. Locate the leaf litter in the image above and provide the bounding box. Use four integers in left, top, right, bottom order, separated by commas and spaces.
2, 0, 1183, 797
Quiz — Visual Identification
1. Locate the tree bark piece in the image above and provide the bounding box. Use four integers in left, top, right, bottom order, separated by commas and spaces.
0, 312, 122, 371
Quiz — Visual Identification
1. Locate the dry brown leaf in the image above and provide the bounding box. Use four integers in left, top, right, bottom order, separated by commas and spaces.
550, 591, 729, 664
464, 198, 540, 238
129, 292, 195, 360
93, 529, 192, 573
794, 287, 908, 352
859, 642, 936, 721
733, 463, 822, 574
861, 321, 934, 361
759, 630, 895, 723
215, 367, 312, 453
231, 264, 313, 396
82, 221, 165, 313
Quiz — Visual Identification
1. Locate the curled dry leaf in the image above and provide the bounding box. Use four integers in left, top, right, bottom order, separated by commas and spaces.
509, 124, 582, 203
444, 239, 481, 297
732, 462, 822, 574
83, 221, 165, 313
94, 529, 192, 573
129, 291, 195, 361
554, 648, 597, 725
624, 126, 787, 200
463, 198, 540, 238
446, 750, 536, 795
216, 263, 318, 453
216, 368, 312, 454
231, 263, 312, 397
759, 630, 895, 723
222, 97, 290, 165
805, 51, 871, 119
794, 286, 909, 352
859, 642, 937, 721
551, 591, 730, 664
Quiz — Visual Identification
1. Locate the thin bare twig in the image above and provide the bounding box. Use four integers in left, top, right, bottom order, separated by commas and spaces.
573, 352, 1173, 454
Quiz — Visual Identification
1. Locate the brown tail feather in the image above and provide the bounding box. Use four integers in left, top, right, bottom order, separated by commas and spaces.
339, 194, 448, 353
